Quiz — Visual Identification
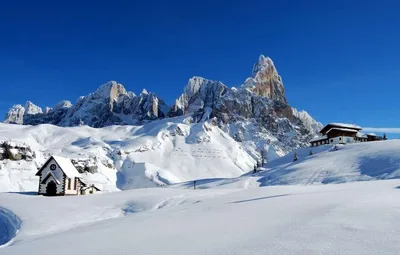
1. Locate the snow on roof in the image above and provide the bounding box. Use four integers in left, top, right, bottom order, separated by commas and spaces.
310, 135, 328, 142
328, 123, 362, 130
356, 132, 368, 138
52, 155, 82, 178
326, 127, 359, 134
367, 133, 377, 136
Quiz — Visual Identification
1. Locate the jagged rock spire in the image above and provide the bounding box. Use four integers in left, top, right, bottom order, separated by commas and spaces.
244, 55, 286, 103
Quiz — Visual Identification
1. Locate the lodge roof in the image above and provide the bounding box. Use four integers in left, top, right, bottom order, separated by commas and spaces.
326, 127, 359, 134
320, 123, 362, 134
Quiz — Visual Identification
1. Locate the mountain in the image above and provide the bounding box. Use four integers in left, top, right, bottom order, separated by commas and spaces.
169, 55, 322, 160
4, 81, 169, 128
3, 54, 321, 164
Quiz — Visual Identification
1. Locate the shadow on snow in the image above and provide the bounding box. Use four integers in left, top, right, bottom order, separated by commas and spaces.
230, 194, 290, 204
7, 191, 37, 196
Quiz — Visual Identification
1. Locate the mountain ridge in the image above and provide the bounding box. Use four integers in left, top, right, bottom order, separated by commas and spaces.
4, 55, 322, 158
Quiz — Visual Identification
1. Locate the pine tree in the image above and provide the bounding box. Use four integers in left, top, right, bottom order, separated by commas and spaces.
253, 165, 257, 174
293, 152, 299, 162
261, 150, 265, 166
309, 150, 313, 156
383, 133, 387, 140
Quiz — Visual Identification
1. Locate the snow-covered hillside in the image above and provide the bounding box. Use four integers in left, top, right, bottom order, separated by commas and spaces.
0, 117, 254, 192
169, 140, 400, 190
2, 120, 400, 193
261, 140, 400, 185
1, 180, 400, 254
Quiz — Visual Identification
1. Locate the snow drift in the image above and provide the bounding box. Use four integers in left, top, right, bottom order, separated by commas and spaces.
0, 207, 21, 247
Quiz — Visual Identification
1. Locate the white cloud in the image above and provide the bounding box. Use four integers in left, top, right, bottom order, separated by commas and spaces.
362, 127, 400, 134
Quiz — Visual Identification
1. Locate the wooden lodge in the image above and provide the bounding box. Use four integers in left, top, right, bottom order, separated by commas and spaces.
310, 123, 382, 147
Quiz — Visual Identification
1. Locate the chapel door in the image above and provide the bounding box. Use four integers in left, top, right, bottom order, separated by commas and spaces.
46, 181, 57, 196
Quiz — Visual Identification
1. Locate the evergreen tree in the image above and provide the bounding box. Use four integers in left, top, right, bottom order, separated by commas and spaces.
261, 150, 265, 166
309, 150, 313, 156
293, 152, 299, 162
383, 133, 387, 140
253, 165, 257, 174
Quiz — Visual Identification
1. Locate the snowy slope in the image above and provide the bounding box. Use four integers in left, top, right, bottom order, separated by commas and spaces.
169, 140, 400, 190
1, 180, 400, 254
0, 117, 255, 192
260, 140, 400, 185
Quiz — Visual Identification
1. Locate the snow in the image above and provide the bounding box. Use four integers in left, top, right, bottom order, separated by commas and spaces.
53, 100, 72, 110
356, 132, 367, 138
309, 135, 328, 142
326, 127, 359, 133
174, 140, 400, 189
326, 123, 362, 130
260, 140, 400, 185
0, 118, 254, 192
24, 101, 42, 115
51, 155, 82, 178
292, 107, 323, 134
0, 180, 400, 254
1, 138, 400, 254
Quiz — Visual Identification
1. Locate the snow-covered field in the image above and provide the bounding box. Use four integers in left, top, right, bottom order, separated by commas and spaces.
2, 127, 400, 253
1, 180, 400, 254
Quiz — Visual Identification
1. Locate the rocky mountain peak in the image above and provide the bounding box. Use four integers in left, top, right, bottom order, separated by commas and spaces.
4, 101, 43, 124
169, 76, 227, 117
24, 101, 43, 115
45, 107, 52, 114
244, 55, 286, 104
4, 104, 25, 124
53, 100, 73, 111
94, 81, 127, 101
251, 55, 275, 77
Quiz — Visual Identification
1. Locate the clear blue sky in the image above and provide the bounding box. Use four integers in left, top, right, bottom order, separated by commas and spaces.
1, 0, 400, 133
